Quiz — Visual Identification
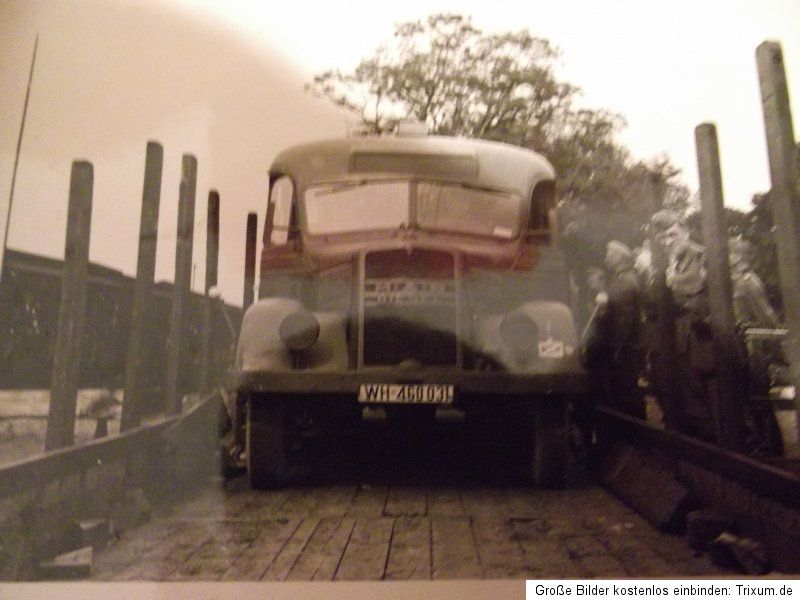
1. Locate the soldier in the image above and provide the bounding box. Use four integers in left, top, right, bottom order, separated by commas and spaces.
575, 264, 608, 455
633, 239, 654, 288
575, 242, 645, 461
600, 241, 646, 419
649, 210, 716, 440
651, 210, 708, 317
633, 239, 659, 395
728, 238, 779, 331
728, 238, 784, 455
585, 266, 607, 317
561, 205, 606, 327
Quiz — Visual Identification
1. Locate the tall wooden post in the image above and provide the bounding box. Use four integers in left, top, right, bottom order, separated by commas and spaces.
45, 161, 93, 451
243, 212, 257, 310
121, 142, 163, 431
165, 155, 197, 415
200, 190, 219, 393
695, 123, 745, 450
757, 41, 800, 441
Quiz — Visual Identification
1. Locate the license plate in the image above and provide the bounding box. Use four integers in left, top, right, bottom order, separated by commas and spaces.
358, 383, 454, 404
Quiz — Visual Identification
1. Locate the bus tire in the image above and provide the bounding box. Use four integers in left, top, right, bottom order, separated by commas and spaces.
530, 401, 568, 489
246, 397, 287, 489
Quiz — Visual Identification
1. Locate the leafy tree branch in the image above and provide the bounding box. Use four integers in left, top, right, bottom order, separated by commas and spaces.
307, 13, 690, 253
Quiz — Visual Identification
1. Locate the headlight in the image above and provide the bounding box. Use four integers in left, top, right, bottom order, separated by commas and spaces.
279, 311, 320, 351
498, 311, 539, 358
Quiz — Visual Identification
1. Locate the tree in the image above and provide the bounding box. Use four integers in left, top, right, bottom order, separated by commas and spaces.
309, 13, 690, 249
309, 14, 575, 142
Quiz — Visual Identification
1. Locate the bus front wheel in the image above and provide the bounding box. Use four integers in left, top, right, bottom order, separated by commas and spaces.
246, 397, 288, 489
529, 400, 568, 489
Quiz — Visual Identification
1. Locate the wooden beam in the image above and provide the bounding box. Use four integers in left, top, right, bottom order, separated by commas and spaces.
200, 190, 220, 393
756, 41, 800, 442
121, 141, 163, 431
205, 190, 220, 292
165, 155, 197, 415
695, 123, 745, 450
45, 161, 93, 450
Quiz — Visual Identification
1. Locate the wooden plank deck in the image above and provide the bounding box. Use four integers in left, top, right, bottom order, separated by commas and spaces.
93, 477, 724, 581
92, 426, 725, 581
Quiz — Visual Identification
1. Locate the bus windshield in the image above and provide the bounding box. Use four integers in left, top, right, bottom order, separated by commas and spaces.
304, 180, 520, 239
305, 181, 410, 235
416, 182, 520, 239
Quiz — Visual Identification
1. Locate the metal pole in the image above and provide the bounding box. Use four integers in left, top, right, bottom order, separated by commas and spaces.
165, 155, 197, 415
756, 41, 800, 443
695, 123, 745, 450
200, 190, 219, 393
121, 142, 163, 431
2, 34, 39, 283
243, 212, 257, 310
45, 161, 93, 450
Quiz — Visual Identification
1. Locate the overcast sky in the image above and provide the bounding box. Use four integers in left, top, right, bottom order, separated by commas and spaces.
1, 0, 798, 306
193, 0, 799, 209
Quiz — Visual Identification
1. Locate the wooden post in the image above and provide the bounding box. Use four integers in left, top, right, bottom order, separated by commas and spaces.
165, 155, 197, 415
121, 142, 163, 431
206, 191, 220, 294
200, 190, 219, 393
695, 123, 745, 450
243, 212, 257, 310
45, 161, 93, 451
756, 41, 800, 441
647, 174, 685, 432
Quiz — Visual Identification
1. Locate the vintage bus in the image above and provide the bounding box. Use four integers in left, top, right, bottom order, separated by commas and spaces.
230, 131, 586, 488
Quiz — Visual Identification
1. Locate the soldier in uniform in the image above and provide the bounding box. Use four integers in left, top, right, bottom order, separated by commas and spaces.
652, 211, 708, 316
728, 238, 779, 331
650, 210, 717, 440
575, 241, 645, 462
599, 241, 646, 419
575, 265, 608, 457
728, 237, 784, 455
633, 240, 659, 396
633, 239, 654, 288
585, 266, 607, 318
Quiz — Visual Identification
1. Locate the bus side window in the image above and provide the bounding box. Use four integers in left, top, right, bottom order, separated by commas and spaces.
267, 175, 295, 245
527, 180, 555, 241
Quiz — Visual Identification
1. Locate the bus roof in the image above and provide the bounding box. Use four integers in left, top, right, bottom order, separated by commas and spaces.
269, 135, 555, 196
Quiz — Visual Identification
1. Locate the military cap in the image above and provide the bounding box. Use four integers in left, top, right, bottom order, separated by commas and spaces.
606, 240, 632, 260
650, 209, 681, 232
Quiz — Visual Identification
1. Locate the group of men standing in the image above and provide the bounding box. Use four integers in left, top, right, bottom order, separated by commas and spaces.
577, 208, 783, 451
